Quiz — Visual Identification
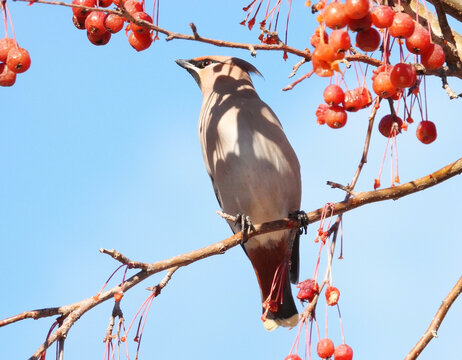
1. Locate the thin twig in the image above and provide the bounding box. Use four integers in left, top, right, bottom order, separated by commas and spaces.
404, 276, 462, 360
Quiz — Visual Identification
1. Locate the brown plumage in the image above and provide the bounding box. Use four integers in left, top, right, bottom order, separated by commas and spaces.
176, 56, 302, 330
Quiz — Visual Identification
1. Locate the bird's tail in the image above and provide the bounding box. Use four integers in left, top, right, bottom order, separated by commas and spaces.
245, 235, 299, 331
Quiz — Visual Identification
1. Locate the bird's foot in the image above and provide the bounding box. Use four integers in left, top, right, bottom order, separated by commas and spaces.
289, 210, 308, 235
235, 213, 255, 244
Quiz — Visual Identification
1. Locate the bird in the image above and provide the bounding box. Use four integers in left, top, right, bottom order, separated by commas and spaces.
176, 56, 302, 331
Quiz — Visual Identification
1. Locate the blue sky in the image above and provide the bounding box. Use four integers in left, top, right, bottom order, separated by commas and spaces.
1, 1, 461, 359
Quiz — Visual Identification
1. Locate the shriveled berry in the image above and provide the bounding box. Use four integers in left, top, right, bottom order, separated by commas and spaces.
0, 63, 17, 86
105, 14, 124, 33
378, 114, 403, 137
371, 5, 395, 28
130, 11, 153, 34
416, 120, 437, 144
87, 30, 111, 45
6, 47, 31, 74
325, 105, 347, 129
296, 279, 319, 302
389, 12, 415, 38
325, 286, 340, 306
356, 27, 381, 52
0, 37, 17, 62
85, 11, 108, 35
334, 344, 353, 360
316, 103, 329, 125
323, 2, 349, 29
128, 31, 153, 51
421, 43, 445, 70
317, 338, 335, 358
310, 27, 329, 48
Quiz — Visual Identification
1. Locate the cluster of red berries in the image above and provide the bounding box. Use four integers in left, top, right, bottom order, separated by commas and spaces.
316, 339, 353, 360
0, 37, 30, 87
312, 0, 443, 145
71, 0, 155, 51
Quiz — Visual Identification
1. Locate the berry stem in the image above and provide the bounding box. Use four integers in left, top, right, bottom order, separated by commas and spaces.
5, 3, 16, 42
337, 303, 346, 344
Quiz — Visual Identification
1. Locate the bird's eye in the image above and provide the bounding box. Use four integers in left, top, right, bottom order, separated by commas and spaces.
199, 60, 211, 68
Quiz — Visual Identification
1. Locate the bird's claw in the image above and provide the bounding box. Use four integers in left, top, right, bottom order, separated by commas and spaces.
289, 210, 308, 235
235, 213, 255, 244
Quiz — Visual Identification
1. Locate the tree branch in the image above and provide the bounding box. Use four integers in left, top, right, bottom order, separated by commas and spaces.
404, 276, 462, 360
1, 155, 460, 358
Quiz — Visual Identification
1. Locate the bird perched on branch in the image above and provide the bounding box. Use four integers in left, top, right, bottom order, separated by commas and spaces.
176, 56, 302, 331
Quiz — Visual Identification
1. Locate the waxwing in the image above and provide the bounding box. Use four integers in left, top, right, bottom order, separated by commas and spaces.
176, 56, 302, 330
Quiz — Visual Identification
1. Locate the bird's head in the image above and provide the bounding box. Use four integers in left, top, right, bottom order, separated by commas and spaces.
175, 56, 262, 94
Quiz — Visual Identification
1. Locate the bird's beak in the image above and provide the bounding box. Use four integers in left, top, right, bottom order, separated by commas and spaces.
175, 59, 193, 70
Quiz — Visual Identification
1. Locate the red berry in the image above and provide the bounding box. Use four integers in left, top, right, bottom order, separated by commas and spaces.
378, 114, 403, 137
329, 29, 351, 54
405, 24, 431, 54
323, 2, 349, 30
71, 0, 96, 18
325, 105, 347, 129
6, 47, 31, 74
122, 0, 143, 15
85, 11, 108, 35
421, 43, 446, 70
296, 279, 319, 302
311, 27, 329, 48
0, 63, 17, 86
416, 120, 437, 144
334, 344, 353, 360
325, 286, 340, 306
372, 71, 397, 98
390, 63, 417, 88
128, 31, 153, 51
348, 13, 372, 32
0, 37, 17, 62
73, 14, 87, 30
356, 27, 381, 52
98, 0, 112, 7
316, 103, 329, 125
371, 5, 395, 28
87, 30, 111, 45
317, 338, 335, 358
285, 355, 302, 360
130, 11, 153, 34
345, 0, 370, 20
105, 14, 125, 33
389, 12, 415, 39
324, 84, 345, 106
314, 43, 337, 63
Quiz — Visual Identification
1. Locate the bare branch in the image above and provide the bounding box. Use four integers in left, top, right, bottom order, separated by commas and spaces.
405, 276, 462, 360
